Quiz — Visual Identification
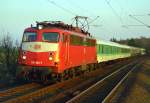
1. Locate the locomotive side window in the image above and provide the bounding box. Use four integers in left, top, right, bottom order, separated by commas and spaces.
43, 32, 59, 42
23, 32, 37, 42
86, 39, 96, 46
70, 35, 83, 46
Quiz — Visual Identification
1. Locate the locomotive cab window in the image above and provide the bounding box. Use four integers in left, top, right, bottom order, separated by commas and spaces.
23, 32, 37, 42
42, 32, 59, 42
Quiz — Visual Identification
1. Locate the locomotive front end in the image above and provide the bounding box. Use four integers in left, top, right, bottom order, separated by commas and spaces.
18, 28, 60, 81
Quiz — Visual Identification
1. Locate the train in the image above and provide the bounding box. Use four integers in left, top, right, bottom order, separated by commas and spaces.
17, 21, 145, 82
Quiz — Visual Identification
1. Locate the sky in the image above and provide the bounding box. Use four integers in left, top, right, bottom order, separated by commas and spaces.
0, 0, 150, 42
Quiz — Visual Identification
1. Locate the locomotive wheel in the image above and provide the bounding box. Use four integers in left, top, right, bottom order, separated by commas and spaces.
64, 70, 69, 80
74, 66, 81, 76
87, 64, 91, 72
70, 68, 76, 78
25, 72, 29, 81
42, 76, 50, 85
57, 73, 65, 82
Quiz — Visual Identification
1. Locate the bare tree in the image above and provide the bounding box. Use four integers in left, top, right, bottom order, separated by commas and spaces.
0, 32, 19, 80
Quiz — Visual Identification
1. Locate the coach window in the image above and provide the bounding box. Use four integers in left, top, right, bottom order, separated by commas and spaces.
100, 45, 102, 53
42, 32, 59, 42
110, 46, 112, 54
98, 45, 100, 52
101, 45, 103, 53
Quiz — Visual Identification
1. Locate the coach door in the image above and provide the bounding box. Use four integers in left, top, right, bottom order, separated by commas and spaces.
63, 33, 69, 65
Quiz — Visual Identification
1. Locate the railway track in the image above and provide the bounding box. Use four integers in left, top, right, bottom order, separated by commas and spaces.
0, 83, 42, 102
66, 61, 142, 103
0, 58, 138, 103
40, 58, 139, 103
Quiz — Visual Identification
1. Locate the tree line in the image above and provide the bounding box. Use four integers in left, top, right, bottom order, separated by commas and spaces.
0, 33, 19, 82
110, 36, 150, 54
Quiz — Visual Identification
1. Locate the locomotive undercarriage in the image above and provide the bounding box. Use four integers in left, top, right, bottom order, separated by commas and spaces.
16, 66, 56, 83
17, 58, 129, 84
17, 63, 98, 84
53, 63, 98, 82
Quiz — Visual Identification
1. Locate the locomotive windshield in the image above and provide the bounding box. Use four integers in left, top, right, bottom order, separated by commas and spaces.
23, 32, 37, 42
42, 32, 59, 42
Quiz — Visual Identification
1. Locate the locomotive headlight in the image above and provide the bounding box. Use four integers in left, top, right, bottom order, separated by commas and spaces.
49, 56, 53, 60
22, 55, 26, 59
38, 25, 43, 30
49, 52, 53, 61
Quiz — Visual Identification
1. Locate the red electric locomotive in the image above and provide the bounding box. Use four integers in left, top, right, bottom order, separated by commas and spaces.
17, 21, 97, 81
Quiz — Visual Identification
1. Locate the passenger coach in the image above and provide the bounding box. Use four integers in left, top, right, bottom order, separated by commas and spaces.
96, 40, 144, 63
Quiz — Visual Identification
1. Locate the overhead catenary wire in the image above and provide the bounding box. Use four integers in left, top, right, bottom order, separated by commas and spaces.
82, 16, 100, 28
107, 0, 137, 36
113, 0, 125, 21
63, 0, 97, 18
131, 15, 146, 16
44, 0, 141, 39
126, 25, 148, 27
129, 14, 150, 28
103, 0, 133, 38
46, 0, 101, 27
46, 0, 77, 16
104, 0, 123, 24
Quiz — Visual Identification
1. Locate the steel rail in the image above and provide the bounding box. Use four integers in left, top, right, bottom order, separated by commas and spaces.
0, 83, 41, 101
4, 61, 128, 103
66, 61, 138, 103
40, 58, 135, 103
4, 81, 70, 103
102, 63, 141, 103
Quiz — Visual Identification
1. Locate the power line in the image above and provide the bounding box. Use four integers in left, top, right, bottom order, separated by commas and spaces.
129, 14, 150, 28
82, 16, 100, 28
127, 25, 149, 27
89, 16, 100, 24
114, 0, 125, 20
46, 0, 101, 30
104, 0, 123, 24
63, 0, 96, 18
90, 25, 103, 27
131, 15, 146, 16
105, 0, 137, 35
46, 0, 76, 16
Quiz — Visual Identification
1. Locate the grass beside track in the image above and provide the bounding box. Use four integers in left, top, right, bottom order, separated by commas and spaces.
0, 83, 42, 102
120, 58, 150, 103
